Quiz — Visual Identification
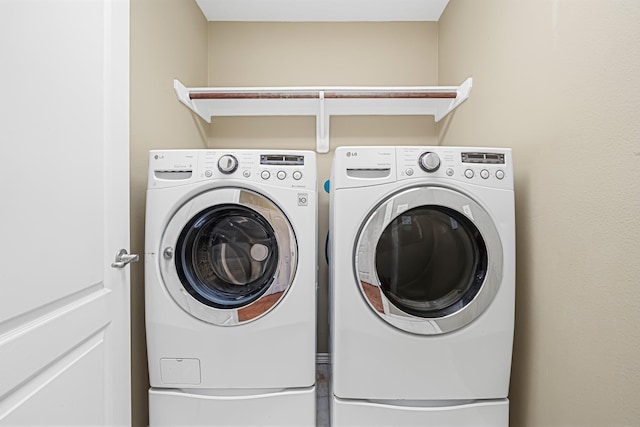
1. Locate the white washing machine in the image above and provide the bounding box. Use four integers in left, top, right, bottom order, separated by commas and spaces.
329, 146, 515, 426
145, 149, 317, 426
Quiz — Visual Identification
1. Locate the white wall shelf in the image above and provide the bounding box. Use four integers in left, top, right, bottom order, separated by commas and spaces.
194, 0, 449, 22
174, 78, 472, 153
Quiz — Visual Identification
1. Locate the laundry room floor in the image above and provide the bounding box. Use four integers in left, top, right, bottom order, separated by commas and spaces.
316, 358, 330, 427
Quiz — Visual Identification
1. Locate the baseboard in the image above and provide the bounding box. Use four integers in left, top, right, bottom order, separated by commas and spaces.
316, 352, 330, 365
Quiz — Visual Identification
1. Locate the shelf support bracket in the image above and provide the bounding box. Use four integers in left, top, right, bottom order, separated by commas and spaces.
434, 77, 473, 122
316, 91, 330, 154
174, 80, 211, 123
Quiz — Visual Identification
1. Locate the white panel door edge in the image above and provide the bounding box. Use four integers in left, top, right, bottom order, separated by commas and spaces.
0, 0, 131, 425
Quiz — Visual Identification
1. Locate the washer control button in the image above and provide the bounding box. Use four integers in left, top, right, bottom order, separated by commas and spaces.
292, 171, 303, 180
260, 170, 270, 180
277, 171, 287, 180
446, 168, 454, 176
204, 170, 213, 178
464, 169, 474, 179
480, 169, 490, 179
217, 154, 238, 174
496, 170, 505, 180
242, 170, 251, 178
405, 168, 414, 176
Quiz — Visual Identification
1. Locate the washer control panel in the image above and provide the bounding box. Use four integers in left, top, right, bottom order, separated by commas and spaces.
203, 151, 312, 188
148, 149, 315, 190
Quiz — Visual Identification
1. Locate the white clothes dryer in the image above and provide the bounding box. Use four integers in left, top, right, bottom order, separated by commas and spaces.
329, 146, 515, 426
145, 149, 317, 426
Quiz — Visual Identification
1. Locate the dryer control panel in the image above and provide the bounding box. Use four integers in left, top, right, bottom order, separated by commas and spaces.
396, 146, 512, 190
332, 146, 513, 191
148, 149, 316, 190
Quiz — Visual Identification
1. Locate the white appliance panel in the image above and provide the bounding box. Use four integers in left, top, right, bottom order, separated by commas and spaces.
145, 150, 317, 421
329, 146, 515, 406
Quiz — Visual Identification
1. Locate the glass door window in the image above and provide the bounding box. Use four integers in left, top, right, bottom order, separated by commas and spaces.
355, 185, 503, 335
176, 205, 279, 309
160, 187, 297, 325
375, 206, 487, 318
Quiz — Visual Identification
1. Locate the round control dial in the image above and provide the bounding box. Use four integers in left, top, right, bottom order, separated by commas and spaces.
217, 154, 238, 174
418, 152, 441, 173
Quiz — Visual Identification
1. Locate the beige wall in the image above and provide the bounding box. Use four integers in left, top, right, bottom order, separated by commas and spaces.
206, 22, 440, 352
130, 0, 208, 425
439, 1, 640, 426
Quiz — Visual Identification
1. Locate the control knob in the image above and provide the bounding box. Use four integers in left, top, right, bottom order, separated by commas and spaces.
217, 154, 238, 174
418, 152, 441, 172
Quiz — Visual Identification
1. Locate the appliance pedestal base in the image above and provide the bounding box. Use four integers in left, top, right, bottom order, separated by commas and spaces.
331, 395, 508, 427
149, 386, 316, 427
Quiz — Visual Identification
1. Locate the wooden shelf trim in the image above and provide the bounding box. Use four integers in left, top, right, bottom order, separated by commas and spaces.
189, 90, 459, 100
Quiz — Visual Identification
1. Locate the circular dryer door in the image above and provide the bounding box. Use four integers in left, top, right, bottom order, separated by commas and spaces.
355, 186, 503, 335
160, 188, 297, 325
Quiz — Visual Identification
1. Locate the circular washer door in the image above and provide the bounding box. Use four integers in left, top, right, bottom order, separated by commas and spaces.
160, 188, 297, 325
354, 185, 503, 335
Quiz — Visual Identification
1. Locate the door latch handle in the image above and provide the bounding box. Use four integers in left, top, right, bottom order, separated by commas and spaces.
111, 249, 140, 268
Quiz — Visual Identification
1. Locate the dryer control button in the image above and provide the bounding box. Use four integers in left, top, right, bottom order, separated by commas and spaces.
496, 170, 505, 180
261, 170, 270, 180
480, 169, 490, 179
446, 168, 454, 177
277, 171, 287, 180
464, 169, 474, 179
419, 152, 441, 172
242, 170, 251, 178
405, 168, 414, 176
292, 171, 303, 180
204, 170, 213, 178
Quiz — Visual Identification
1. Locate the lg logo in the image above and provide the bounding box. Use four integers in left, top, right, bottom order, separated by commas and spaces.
346, 151, 358, 158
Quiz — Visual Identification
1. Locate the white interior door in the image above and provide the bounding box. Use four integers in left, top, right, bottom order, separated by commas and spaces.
0, 0, 131, 425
